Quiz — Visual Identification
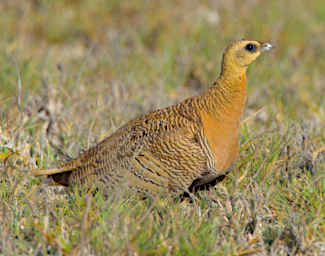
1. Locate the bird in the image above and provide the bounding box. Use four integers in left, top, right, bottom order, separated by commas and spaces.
33, 39, 273, 196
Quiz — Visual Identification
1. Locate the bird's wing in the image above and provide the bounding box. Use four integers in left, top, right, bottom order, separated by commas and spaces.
32, 107, 211, 192
125, 124, 212, 193
67, 121, 210, 194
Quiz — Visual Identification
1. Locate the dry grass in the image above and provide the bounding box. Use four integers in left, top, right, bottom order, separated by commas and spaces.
0, 0, 324, 255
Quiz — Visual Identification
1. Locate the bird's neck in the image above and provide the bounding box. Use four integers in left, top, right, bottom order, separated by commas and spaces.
202, 70, 247, 120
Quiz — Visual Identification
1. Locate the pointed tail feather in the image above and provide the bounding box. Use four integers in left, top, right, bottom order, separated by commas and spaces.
32, 167, 74, 186
32, 167, 72, 176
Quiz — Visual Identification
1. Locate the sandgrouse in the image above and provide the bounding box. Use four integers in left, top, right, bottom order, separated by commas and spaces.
33, 39, 273, 195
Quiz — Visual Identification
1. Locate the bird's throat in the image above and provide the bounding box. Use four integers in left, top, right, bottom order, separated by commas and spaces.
204, 71, 247, 120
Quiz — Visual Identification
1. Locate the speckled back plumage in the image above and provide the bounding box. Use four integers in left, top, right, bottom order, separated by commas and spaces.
33, 39, 273, 196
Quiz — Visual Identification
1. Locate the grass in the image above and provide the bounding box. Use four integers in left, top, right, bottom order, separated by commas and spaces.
0, 0, 325, 255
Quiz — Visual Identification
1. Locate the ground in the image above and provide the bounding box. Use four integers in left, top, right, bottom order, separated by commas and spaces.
0, 0, 324, 255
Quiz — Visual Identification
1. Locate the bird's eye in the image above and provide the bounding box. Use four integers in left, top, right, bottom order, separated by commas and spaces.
245, 43, 257, 53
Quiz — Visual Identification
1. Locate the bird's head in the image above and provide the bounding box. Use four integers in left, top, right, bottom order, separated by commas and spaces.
221, 39, 273, 76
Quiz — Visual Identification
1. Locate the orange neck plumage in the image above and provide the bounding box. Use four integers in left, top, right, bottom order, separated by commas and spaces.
203, 70, 247, 121
199, 70, 247, 171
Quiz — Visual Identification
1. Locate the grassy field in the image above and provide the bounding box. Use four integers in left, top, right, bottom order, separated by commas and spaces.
0, 0, 324, 255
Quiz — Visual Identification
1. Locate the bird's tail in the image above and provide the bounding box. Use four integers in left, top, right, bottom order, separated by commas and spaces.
32, 167, 71, 176
32, 166, 74, 186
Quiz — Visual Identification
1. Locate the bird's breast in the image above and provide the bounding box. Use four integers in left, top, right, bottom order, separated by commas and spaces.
200, 110, 241, 171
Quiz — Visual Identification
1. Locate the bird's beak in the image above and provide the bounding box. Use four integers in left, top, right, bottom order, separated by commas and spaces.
261, 42, 274, 51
